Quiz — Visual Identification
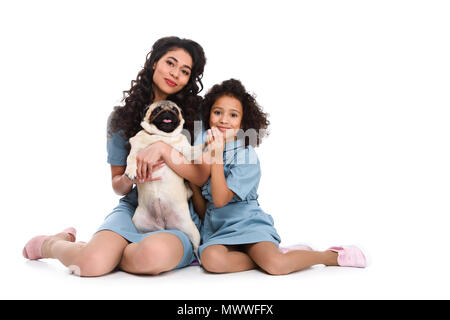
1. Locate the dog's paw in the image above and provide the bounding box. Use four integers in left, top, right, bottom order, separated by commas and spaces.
124, 166, 137, 181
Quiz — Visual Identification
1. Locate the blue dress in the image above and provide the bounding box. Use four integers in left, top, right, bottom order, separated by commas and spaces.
198, 133, 281, 259
95, 115, 203, 269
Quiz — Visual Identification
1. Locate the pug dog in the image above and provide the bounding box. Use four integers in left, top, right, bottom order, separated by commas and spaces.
124, 100, 203, 259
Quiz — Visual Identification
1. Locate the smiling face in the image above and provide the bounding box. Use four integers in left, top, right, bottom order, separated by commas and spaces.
209, 95, 243, 140
152, 48, 193, 101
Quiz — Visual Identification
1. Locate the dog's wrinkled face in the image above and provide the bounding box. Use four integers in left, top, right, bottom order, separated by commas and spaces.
141, 100, 184, 135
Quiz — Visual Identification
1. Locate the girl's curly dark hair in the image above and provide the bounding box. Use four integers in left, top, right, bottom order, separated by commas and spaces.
201, 79, 270, 147
108, 36, 206, 147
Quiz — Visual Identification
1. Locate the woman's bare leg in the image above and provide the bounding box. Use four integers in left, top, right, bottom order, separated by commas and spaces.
245, 241, 338, 275
119, 233, 185, 275
201, 244, 257, 273
41, 230, 129, 277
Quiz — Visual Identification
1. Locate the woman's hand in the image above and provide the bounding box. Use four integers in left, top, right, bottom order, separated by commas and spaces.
131, 159, 165, 183
111, 162, 163, 196
135, 141, 169, 182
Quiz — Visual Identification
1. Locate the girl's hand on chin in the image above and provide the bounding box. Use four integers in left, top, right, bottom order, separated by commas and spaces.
224, 128, 239, 141
206, 127, 225, 164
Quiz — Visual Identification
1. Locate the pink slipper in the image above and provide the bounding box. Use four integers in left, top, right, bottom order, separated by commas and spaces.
328, 246, 366, 268
22, 227, 77, 260
279, 244, 313, 254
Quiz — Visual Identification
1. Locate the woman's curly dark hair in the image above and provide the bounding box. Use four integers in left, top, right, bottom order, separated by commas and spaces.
201, 79, 270, 147
108, 36, 206, 148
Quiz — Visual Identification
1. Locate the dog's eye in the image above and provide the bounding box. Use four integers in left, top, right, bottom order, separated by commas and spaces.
171, 106, 179, 115
151, 106, 162, 116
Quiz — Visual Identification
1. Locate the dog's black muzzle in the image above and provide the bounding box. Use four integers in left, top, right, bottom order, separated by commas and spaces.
153, 110, 180, 133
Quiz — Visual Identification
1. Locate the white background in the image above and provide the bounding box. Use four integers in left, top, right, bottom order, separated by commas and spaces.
1, 0, 449, 299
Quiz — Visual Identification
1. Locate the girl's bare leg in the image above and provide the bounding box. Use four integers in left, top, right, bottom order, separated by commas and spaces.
201, 244, 257, 273
244, 241, 338, 275
119, 233, 185, 275
41, 230, 129, 277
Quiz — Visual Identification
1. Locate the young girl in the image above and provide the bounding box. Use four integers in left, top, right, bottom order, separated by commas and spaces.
191, 79, 366, 275
22, 36, 210, 276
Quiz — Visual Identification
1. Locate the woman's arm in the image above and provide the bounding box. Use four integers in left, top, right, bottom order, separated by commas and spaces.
110, 161, 164, 196
137, 141, 210, 187
111, 165, 134, 196
188, 182, 206, 220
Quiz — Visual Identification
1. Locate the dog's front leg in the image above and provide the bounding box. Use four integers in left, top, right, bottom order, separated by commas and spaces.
125, 137, 147, 181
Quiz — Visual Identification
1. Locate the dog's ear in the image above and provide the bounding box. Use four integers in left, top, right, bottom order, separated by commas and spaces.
141, 104, 150, 120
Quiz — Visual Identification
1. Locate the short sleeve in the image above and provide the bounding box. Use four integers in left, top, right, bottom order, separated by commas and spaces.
106, 116, 129, 166
192, 120, 206, 146
225, 147, 261, 201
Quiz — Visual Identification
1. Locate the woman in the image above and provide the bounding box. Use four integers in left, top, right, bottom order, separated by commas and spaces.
23, 36, 209, 277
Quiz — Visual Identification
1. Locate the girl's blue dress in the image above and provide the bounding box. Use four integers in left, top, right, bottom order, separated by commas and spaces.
198, 133, 281, 258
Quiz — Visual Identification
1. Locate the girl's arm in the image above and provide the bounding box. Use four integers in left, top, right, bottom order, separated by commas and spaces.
210, 163, 235, 208
188, 182, 206, 220
207, 127, 235, 208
